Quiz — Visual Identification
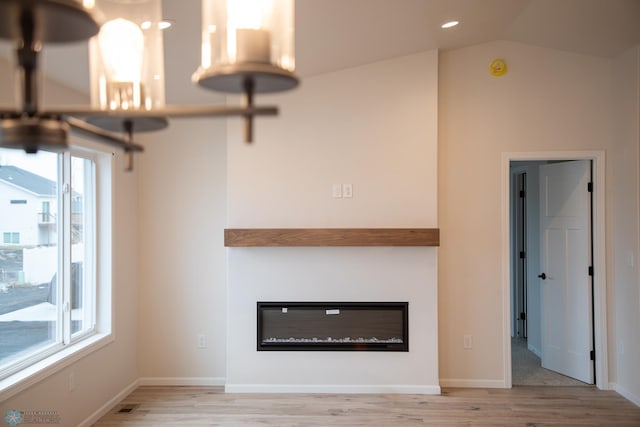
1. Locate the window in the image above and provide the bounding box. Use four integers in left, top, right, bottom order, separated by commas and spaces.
10, 200, 27, 204
2, 232, 19, 245
40, 201, 51, 224
0, 147, 111, 389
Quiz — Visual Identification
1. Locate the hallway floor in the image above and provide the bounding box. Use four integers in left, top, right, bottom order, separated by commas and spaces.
512, 337, 588, 386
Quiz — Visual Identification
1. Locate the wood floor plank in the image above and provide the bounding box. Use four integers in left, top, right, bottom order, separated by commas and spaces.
92, 386, 640, 426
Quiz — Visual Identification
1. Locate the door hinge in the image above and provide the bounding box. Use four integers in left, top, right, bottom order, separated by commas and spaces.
519, 190, 526, 198
589, 266, 594, 276
519, 312, 526, 320
519, 251, 526, 259
590, 350, 595, 361
587, 182, 593, 192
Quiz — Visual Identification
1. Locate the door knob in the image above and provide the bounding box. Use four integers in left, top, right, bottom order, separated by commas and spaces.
538, 273, 547, 280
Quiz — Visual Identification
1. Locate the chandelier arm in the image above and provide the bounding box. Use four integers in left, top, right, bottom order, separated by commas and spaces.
42, 105, 278, 118
0, 107, 19, 116
16, 6, 40, 116
160, 105, 278, 118
65, 116, 144, 152
243, 78, 255, 143
123, 120, 135, 172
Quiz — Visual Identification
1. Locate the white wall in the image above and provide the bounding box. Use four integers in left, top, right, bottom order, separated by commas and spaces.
610, 46, 640, 404
136, 118, 227, 383
227, 53, 438, 228
226, 51, 440, 392
227, 247, 438, 393
438, 41, 614, 386
0, 59, 139, 426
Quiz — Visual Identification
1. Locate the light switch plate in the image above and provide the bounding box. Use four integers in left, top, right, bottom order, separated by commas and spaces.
332, 184, 342, 198
342, 184, 353, 198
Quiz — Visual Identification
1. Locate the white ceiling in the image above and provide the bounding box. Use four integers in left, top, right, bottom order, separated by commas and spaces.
2, 0, 640, 104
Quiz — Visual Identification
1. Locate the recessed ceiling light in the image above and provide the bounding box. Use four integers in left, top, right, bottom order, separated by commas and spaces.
158, 19, 174, 30
441, 21, 459, 29
140, 20, 173, 30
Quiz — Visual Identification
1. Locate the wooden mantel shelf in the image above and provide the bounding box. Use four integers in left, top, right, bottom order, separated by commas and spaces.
224, 228, 440, 247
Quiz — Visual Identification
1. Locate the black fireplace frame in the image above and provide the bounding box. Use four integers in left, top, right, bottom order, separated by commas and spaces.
257, 302, 409, 351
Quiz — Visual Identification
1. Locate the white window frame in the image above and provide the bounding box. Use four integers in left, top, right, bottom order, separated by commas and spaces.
0, 144, 114, 401
2, 232, 19, 245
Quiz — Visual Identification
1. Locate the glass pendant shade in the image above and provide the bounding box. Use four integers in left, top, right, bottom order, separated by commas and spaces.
89, 0, 166, 116
193, 0, 298, 94
0, 0, 289, 160
0, 0, 100, 43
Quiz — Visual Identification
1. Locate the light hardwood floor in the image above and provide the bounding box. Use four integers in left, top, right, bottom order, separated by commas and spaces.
93, 386, 640, 426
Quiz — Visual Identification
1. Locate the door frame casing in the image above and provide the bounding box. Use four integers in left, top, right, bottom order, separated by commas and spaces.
501, 151, 608, 389
511, 167, 528, 340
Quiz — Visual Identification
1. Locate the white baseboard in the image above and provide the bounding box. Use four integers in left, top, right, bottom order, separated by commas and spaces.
439, 379, 506, 388
527, 343, 542, 358
612, 383, 640, 407
138, 377, 226, 387
78, 378, 139, 427
225, 384, 441, 394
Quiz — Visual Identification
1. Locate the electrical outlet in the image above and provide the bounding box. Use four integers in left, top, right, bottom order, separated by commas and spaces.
463, 335, 473, 349
197, 334, 207, 349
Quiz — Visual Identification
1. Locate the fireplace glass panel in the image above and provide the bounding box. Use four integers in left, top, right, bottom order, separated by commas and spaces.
257, 302, 408, 351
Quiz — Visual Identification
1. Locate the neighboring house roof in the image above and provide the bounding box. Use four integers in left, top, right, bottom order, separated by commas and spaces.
0, 165, 56, 197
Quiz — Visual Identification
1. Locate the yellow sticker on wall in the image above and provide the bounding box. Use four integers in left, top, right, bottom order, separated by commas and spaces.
490, 58, 508, 77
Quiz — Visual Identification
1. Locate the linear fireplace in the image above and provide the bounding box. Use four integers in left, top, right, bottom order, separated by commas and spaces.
257, 302, 408, 351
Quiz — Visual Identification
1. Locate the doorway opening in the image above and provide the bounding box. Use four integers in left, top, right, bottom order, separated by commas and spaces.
502, 152, 608, 390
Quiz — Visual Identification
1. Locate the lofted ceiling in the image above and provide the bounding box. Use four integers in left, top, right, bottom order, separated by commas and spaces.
1, 0, 640, 104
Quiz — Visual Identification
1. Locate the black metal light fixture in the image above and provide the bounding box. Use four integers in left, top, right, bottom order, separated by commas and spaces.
0, 0, 299, 170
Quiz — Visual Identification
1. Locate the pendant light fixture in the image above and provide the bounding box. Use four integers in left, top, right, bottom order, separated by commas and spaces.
193, 0, 298, 142
0, 0, 299, 170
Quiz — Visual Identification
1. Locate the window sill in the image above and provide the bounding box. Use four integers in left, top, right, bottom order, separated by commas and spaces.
0, 332, 114, 402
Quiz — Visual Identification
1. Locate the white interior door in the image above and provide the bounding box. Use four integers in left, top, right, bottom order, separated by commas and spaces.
539, 160, 593, 384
